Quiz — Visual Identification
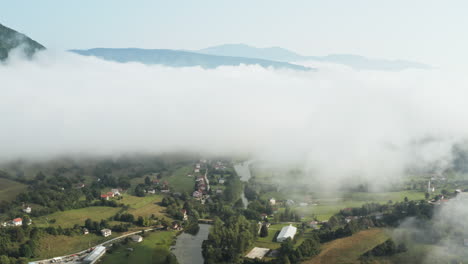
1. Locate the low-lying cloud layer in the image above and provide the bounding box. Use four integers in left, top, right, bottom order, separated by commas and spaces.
1, 50, 468, 189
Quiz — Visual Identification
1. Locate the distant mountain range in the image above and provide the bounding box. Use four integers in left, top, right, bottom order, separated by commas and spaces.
69, 48, 312, 71
0, 22, 430, 71
197, 44, 431, 71
0, 23, 45, 60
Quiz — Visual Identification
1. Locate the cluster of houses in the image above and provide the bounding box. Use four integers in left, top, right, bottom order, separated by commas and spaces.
101, 188, 121, 200
193, 169, 210, 201
150, 179, 170, 193
194, 163, 201, 173
214, 161, 226, 171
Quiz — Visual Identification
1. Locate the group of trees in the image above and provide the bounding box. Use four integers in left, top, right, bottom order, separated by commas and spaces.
202, 215, 258, 264
0, 223, 82, 263
362, 238, 407, 258
277, 237, 321, 264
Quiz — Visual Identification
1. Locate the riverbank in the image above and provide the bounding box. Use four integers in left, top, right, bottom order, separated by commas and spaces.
172, 224, 211, 264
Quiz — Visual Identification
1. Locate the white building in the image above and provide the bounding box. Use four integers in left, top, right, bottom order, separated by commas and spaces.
83, 245, 106, 264
23, 206, 31, 214
131, 235, 143, 243
276, 224, 297, 242
12, 218, 22, 226
111, 189, 121, 196
269, 198, 276, 205
101, 229, 112, 237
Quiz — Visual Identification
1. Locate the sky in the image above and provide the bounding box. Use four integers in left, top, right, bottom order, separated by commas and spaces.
1, 0, 468, 68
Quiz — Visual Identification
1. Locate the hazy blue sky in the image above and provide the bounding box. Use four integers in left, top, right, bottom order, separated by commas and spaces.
2, 0, 467, 67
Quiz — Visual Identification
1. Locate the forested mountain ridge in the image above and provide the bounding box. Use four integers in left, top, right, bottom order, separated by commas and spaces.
0, 23, 45, 60
70, 48, 312, 71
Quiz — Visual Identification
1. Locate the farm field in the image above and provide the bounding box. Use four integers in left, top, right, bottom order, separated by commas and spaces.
35, 233, 118, 259
100, 230, 177, 264
131, 165, 195, 194
34, 193, 170, 228
34, 206, 121, 228
160, 165, 195, 193
119, 194, 167, 219
303, 228, 389, 264
261, 190, 425, 221
0, 178, 27, 202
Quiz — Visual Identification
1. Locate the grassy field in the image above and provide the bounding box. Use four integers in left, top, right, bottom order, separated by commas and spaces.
34, 193, 169, 228
254, 224, 290, 249
0, 178, 27, 202
120, 194, 167, 219
35, 233, 119, 259
303, 228, 389, 264
291, 191, 425, 221
101, 230, 177, 264
34, 206, 121, 228
160, 165, 195, 193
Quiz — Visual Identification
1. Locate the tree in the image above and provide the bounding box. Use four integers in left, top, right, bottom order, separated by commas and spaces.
145, 176, 151, 186
234, 199, 244, 209
35, 171, 46, 181
425, 192, 430, 199
19, 244, 33, 258
137, 216, 145, 226
164, 253, 178, 264
0, 255, 10, 264
85, 218, 93, 230
260, 225, 268, 237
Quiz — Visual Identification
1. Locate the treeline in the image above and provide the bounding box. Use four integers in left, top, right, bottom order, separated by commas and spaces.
315, 199, 435, 244
361, 238, 407, 259
0, 222, 93, 264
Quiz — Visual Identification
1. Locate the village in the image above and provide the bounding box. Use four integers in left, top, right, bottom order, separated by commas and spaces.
0, 157, 467, 264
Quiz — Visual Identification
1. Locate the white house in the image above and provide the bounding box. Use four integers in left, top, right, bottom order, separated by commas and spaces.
193, 190, 202, 198
147, 189, 156, 194
181, 209, 188, 221
269, 198, 276, 205
218, 179, 225, 184
276, 224, 297, 242
111, 189, 121, 196
131, 235, 143, 243
12, 218, 22, 226
23, 206, 31, 214
101, 228, 112, 237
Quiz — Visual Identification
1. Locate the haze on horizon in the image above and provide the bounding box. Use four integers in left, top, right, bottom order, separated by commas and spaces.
2, 0, 468, 68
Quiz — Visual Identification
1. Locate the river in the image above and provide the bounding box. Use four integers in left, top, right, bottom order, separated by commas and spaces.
173, 161, 253, 264
172, 224, 211, 264
234, 160, 254, 209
